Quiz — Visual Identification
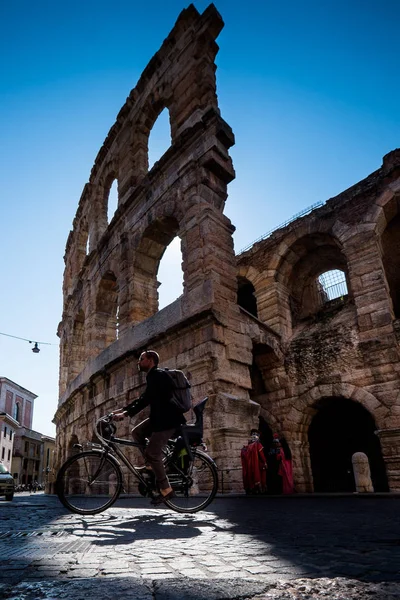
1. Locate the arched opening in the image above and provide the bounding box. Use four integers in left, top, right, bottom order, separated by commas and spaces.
148, 108, 172, 171
70, 310, 86, 381
95, 272, 119, 349
132, 216, 180, 323
308, 397, 388, 493
250, 343, 280, 398
237, 276, 258, 317
158, 236, 184, 309
60, 340, 69, 395
283, 233, 350, 324
381, 212, 400, 318
76, 219, 89, 268
107, 179, 118, 225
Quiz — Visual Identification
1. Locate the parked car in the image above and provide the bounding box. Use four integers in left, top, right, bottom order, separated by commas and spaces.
0, 462, 15, 501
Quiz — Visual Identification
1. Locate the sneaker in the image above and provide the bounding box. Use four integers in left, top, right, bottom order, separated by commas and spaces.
150, 490, 175, 506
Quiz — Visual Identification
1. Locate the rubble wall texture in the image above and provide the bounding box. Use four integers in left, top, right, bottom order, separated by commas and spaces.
238, 149, 400, 491
54, 2, 400, 493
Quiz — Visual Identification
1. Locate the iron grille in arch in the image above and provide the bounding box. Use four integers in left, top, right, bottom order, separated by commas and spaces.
318, 270, 348, 302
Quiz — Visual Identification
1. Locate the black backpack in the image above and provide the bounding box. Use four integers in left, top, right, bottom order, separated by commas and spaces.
163, 368, 192, 413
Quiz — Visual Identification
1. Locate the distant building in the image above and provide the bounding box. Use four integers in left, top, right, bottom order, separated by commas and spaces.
0, 377, 37, 430
0, 412, 19, 472
0, 377, 55, 488
41, 435, 56, 492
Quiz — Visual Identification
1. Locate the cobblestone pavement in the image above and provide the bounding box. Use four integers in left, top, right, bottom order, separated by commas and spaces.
0, 493, 399, 599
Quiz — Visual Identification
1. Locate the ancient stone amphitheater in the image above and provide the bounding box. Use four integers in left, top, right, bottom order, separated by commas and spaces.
54, 4, 400, 494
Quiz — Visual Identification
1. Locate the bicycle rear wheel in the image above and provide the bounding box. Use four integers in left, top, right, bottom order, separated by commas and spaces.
56, 451, 123, 515
164, 449, 218, 513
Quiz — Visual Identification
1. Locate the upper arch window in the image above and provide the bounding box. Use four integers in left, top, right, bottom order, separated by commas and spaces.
95, 272, 119, 348
283, 233, 350, 324
381, 211, 400, 318
148, 108, 172, 171
132, 216, 181, 323
107, 179, 118, 225
158, 236, 184, 309
69, 309, 86, 381
237, 276, 258, 318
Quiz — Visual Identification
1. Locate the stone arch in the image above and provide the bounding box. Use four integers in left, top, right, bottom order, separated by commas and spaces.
237, 275, 258, 318
59, 340, 69, 397
94, 271, 119, 351
138, 98, 172, 173
250, 342, 282, 398
127, 90, 173, 189
69, 309, 86, 382
131, 215, 181, 323
63, 218, 89, 298
275, 232, 351, 325
282, 383, 388, 494
148, 107, 172, 171
308, 396, 388, 492
295, 383, 386, 435
368, 183, 400, 317
89, 162, 120, 248
76, 217, 89, 269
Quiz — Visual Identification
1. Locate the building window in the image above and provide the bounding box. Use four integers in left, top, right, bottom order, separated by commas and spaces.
4, 427, 7, 438
24, 441, 29, 453
9, 430, 12, 441
1, 447, 4, 460
7, 449, 10, 461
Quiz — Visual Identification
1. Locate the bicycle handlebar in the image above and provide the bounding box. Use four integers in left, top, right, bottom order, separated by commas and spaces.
94, 414, 117, 443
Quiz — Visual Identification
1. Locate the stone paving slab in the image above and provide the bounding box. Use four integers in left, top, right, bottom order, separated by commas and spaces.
1, 577, 400, 600
0, 493, 399, 599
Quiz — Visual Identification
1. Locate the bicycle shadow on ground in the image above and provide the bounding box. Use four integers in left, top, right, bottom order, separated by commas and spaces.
69, 508, 233, 546
73, 511, 207, 546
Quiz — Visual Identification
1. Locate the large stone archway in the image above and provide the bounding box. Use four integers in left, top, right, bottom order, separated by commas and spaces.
308, 396, 388, 492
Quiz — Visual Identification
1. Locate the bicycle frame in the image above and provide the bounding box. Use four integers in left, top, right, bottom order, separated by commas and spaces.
57, 401, 218, 514
86, 424, 156, 493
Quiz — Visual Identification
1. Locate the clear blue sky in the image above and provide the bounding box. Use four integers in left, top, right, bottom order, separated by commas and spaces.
0, 0, 398, 437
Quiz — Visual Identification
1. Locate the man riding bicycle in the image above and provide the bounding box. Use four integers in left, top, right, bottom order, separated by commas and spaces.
112, 350, 186, 505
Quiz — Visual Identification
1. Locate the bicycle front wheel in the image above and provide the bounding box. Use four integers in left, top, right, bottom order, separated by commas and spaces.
56, 451, 123, 515
164, 449, 218, 513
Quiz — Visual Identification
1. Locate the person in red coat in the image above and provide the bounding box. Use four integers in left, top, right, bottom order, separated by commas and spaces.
241, 429, 267, 494
272, 433, 294, 494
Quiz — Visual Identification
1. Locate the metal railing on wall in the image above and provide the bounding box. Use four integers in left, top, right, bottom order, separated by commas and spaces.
238, 202, 324, 255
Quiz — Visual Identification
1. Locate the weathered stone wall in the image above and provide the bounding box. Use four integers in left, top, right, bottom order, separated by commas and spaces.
54, 2, 400, 494
54, 4, 260, 488
238, 149, 400, 491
